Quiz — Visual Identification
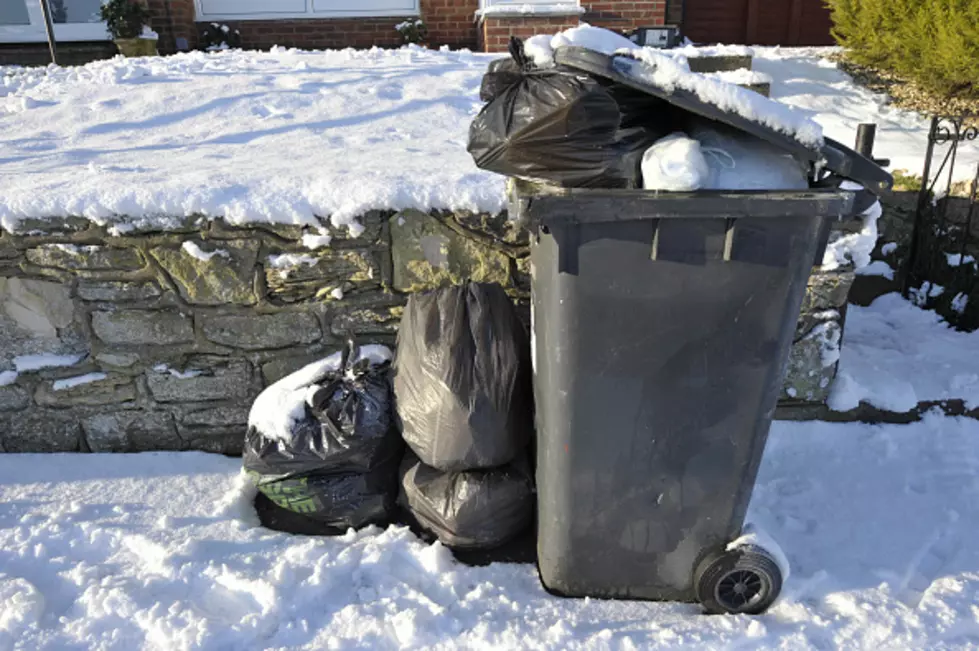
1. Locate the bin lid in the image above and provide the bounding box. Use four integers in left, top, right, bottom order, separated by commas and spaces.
552, 47, 893, 195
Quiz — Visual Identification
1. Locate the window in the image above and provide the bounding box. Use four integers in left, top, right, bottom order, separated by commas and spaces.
0, 0, 107, 43
196, 0, 420, 20
476, 0, 583, 17
479, 0, 582, 9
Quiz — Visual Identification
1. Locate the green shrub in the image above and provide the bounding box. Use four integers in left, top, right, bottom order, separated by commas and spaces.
99, 0, 151, 40
827, 0, 979, 98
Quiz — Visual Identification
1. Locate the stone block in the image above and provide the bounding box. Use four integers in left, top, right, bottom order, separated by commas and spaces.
91, 309, 194, 345
0, 277, 74, 339
782, 320, 842, 403
147, 360, 253, 403
687, 55, 754, 74
202, 312, 320, 350
179, 405, 250, 428
264, 249, 378, 303
81, 411, 182, 452
6, 217, 90, 235
77, 280, 162, 302
390, 209, 512, 292
261, 351, 331, 385
330, 307, 400, 336
1, 411, 81, 452
149, 239, 259, 306
0, 385, 30, 411
176, 426, 244, 455
25, 244, 144, 271
34, 374, 136, 407
95, 352, 141, 368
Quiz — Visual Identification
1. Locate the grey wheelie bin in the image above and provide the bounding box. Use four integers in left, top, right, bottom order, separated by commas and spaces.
502, 47, 893, 615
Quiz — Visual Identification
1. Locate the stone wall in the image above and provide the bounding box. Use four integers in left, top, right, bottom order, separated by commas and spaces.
0, 209, 851, 454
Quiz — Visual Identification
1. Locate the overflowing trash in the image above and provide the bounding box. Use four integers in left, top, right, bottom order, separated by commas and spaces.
394, 283, 535, 548
244, 342, 402, 532
240, 27, 894, 601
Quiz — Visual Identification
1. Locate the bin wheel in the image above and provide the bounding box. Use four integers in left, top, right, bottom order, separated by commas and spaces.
695, 546, 782, 615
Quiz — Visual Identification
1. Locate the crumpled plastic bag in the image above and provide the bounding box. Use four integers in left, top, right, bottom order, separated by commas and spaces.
641, 132, 711, 191
399, 452, 534, 549
393, 283, 532, 472
243, 341, 402, 529
691, 123, 809, 191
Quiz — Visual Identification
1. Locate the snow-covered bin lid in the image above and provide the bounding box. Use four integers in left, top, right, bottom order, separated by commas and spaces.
552, 47, 893, 196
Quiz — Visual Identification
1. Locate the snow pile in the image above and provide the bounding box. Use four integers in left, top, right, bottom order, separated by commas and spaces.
476, 3, 585, 17
301, 233, 332, 250
855, 260, 895, 280
830, 292, 979, 412
822, 195, 882, 271
249, 345, 392, 444
51, 373, 107, 391
618, 50, 823, 147
12, 353, 83, 372
705, 69, 773, 86
267, 253, 318, 269
952, 292, 969, 315
946, 252, 976, 268
4, 415, 979, 648
0, 46, 504, 233
671, 43, 755, 59
181, 240, 229, 262
2, 39, 976, 231
522, 25, 821, 147
152, 364, 203, 379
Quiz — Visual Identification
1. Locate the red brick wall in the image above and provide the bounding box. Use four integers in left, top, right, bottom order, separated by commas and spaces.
146, 0, 197, 52
144, 1, 668, 55
480, 14, 581, 53
218, 18, 411, 50
584, 1, 667, 33
422, 0, 480, 50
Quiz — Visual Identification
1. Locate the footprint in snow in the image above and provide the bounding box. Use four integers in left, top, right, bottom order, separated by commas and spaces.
374, 83, 403, 101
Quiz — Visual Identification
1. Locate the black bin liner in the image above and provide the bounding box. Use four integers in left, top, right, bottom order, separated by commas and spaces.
468, 38, 668, 188
244, 342, 402, 531
399, 452, 534, 549
393, 282, 532, 472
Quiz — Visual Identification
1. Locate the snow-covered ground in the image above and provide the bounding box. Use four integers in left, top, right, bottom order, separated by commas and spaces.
831, 293, 979, 412
1, 41, 975, 234
2, 415, 979, 650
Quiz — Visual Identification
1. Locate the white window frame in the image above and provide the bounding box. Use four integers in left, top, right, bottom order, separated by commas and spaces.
479, 0, 581, 9
0, 0, 108, 43
195, 0, 420, 22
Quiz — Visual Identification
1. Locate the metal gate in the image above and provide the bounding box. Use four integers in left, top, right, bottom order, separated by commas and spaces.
903, 115, 979, 330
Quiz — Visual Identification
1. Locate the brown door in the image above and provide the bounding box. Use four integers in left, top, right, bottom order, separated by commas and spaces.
681, 0, 835, 46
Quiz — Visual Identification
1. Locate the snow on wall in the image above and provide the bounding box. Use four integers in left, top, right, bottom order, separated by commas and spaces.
1, 38, 975, 231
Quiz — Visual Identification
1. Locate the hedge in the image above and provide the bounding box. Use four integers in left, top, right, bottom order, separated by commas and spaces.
826, 0, 979, 98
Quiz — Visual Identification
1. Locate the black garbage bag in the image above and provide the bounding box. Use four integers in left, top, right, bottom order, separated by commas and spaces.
394, 282, 532, 472
479, 56, 523, 103
468, 39, 668, 188
250, 457, 399, 531
244, 341, 402, 529
399, 452, 535, 549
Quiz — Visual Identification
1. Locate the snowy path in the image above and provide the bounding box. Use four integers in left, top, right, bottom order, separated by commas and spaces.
3, 416, 979, 650
831, 293, 979, 413
1, 44, 976, 234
